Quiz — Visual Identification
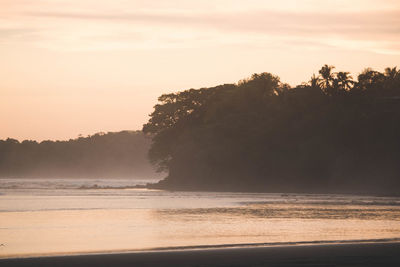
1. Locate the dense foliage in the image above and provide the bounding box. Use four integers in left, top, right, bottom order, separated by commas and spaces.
144, 66, 400, 194
0, 131, 156, 178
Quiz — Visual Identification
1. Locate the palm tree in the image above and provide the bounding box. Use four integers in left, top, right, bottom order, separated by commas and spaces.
384, 67, 399, 80
309, 73, 321, 89
336, 71, 354, 91
383, 67, 400, 95
319, 64, 335, 89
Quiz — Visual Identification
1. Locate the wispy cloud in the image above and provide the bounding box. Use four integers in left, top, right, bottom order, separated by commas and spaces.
1, 1, 399, 54
26, 9, 400, 37
0, 28, 35, 38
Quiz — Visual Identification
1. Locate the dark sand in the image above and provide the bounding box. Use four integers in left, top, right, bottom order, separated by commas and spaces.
1, 242, 400, 267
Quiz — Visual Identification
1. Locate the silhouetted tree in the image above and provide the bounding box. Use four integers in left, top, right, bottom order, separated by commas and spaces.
144, 65, 400, 194
308, 74, 321, 90
319, 64, 336, 95
336, 71, 354, 92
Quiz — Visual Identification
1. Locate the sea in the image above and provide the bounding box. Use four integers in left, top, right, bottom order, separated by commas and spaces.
1, 178, 400, 258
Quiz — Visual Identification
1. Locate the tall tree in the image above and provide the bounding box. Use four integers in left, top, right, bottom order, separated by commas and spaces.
384, 67, 399, 80
336, 71, 354, 92
318, 64, 336, 95
309, 74, 321, 90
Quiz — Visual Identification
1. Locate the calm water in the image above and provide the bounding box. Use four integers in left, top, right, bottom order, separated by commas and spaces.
1, 178, 400, 258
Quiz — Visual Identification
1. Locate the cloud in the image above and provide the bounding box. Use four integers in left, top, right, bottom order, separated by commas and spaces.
1, 2, 399, 54
25, 9, 400, 38
0, 28, 39, 44
21, 9, 400, 52
0, 28, 34, 38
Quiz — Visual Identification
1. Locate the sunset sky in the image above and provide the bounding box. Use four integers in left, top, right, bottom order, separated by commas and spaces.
1, 0, 400, 141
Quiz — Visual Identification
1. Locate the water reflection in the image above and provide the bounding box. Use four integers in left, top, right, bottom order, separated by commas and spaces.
156, 204, 400, 220
1, 184, 400, 258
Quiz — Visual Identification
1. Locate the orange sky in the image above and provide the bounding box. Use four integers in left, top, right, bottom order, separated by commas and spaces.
1, 0, 400, 141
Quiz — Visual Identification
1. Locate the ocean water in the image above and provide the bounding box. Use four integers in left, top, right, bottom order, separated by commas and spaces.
1, 178, 400, 258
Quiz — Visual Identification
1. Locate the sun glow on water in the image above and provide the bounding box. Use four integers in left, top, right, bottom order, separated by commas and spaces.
1, 178, 400, 258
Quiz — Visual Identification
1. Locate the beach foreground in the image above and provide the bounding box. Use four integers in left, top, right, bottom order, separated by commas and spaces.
2, 242, 400, 267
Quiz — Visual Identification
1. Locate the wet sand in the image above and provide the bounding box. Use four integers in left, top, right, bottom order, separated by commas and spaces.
1, 242, 400, 267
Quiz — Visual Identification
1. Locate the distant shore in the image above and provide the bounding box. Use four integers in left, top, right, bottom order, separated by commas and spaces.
2, 242, 400, 267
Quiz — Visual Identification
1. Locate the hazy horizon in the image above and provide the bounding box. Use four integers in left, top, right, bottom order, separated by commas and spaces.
0, 129, 140, 142
1, 0, 400, 141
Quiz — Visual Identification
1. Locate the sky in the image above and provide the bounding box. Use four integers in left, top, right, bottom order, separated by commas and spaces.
1, 0, 400, 141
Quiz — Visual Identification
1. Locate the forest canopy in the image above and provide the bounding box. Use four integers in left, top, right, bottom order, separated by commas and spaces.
143, 65, 400, 194
0, 131, 156, 178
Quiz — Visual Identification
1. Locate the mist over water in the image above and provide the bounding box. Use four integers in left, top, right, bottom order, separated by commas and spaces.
0, 178, 160, 191
1, 178, 400, 258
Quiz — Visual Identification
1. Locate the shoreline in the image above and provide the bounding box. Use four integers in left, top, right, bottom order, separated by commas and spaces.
1, 241, 400, 266
2, 237, 400, 260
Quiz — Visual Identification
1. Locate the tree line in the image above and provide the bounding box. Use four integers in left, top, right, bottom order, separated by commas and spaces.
144, 65, 400, 194
0, 131, 156, 178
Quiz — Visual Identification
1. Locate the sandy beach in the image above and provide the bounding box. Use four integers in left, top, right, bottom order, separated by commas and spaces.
1, 242, 400, 267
